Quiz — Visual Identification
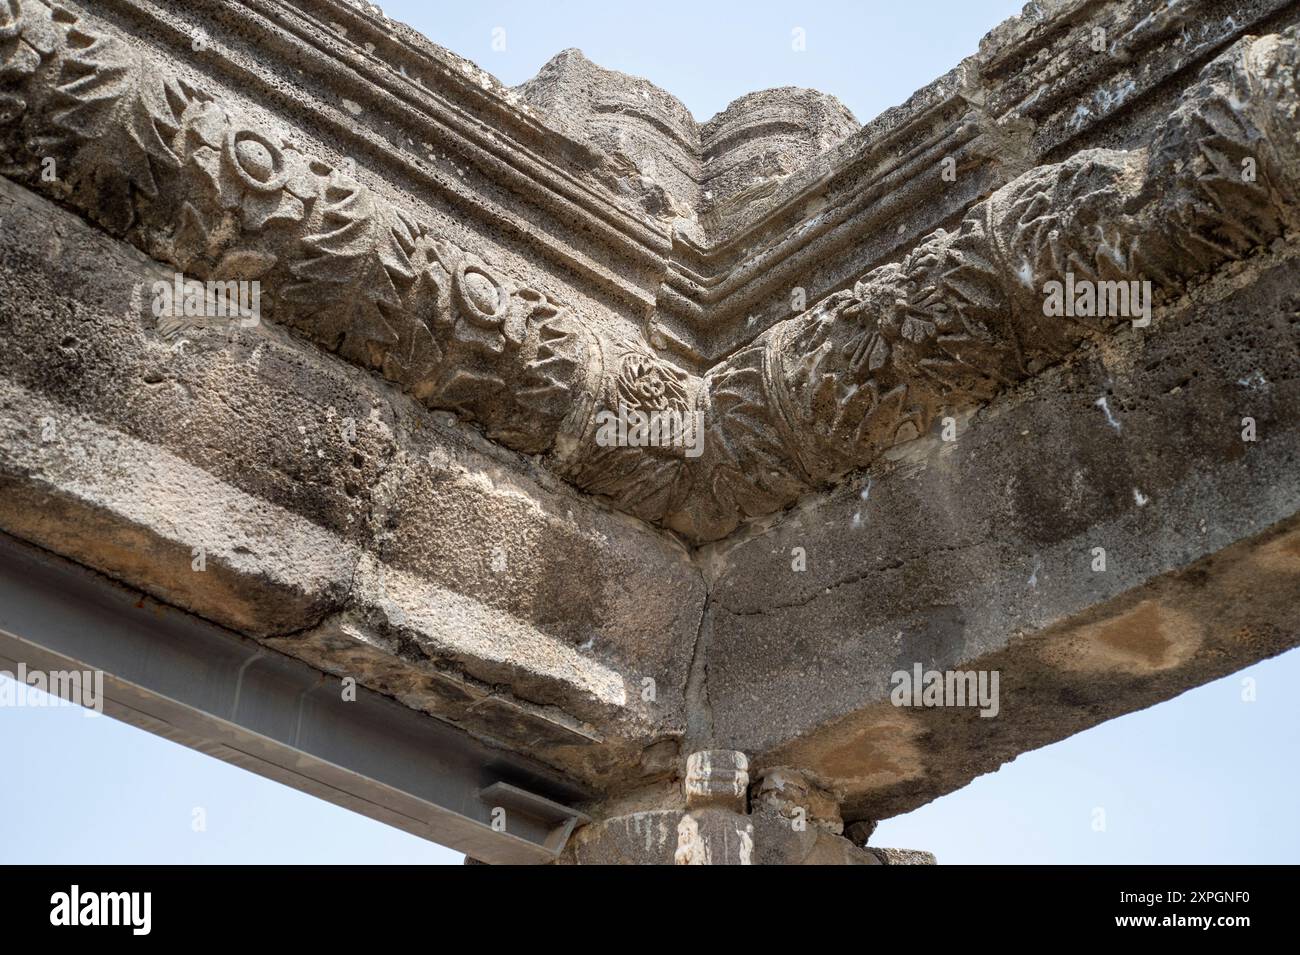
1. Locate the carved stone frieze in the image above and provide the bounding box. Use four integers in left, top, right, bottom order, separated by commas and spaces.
1, 0, 1298, 542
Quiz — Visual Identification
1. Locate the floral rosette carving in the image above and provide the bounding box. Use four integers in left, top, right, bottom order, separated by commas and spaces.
613, 349, 690, 415
418, 241, 585, 451
839, 268, 902, 382
837, 233, 965, 386
0, 0, 56, 122
426, 243, 527, 356
171, 103, 317, 278
0, 0, 1295, 545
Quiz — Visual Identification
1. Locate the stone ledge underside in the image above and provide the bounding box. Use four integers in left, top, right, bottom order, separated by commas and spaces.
704, 246, 1300, 819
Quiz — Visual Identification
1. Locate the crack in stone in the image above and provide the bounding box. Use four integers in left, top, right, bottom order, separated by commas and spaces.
711, 539, 993, 617
683, 587, 714, 748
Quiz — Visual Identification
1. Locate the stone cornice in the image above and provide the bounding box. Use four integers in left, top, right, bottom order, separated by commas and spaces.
60, 0, 1300, 370
61, 0, 1300, 363
102, 0, 677, 315
653, 0, 1300, 366
267, 0, 671, 254
2, 0, 1298, 544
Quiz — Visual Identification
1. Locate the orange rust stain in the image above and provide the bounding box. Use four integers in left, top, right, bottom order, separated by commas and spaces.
1093, 600, 1174, 669
818, 727, 911, 782
1253, 527, 1300, 574
1046, 598, 1203, 674
776, 708, 925, 793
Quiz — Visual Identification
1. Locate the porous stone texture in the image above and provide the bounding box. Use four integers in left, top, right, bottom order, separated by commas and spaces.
514, 49, 704, 221
674, 807, 754, 865
0, 173, 701, 791
749, 809, 882, 865
6, 1, 1299, 544
1, 0, 1298, 863
868, 848, 937, 866
745, 767, 887, 864
702, 244, 1300, 820
564, 809, 683, 865
751, 768, 843, 834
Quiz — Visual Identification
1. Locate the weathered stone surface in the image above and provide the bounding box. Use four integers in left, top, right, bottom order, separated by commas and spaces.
564, 809, 682, 865
0, 173, 701, 791
751, 768, 843, 834
1, 0, 1298, 863
844, 819, 878, 845
5, 1, 1298, 544
515, 49, 859, 229
744, 768, 887, 864
868, 848, 938, 866
674, 808, 754, 865
703, 243, 1300, 820
749, 809, 881, 865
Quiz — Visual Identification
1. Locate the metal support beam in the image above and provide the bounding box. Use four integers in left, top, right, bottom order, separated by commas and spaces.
0, 533, 590, 864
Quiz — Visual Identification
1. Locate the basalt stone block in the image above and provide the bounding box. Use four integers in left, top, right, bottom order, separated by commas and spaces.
703, 248, 1300, 820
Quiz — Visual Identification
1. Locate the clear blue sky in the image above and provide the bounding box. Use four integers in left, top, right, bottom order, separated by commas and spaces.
2, 1, 1296, 865
387, 0, 1028, 125
2, 650, 1296, 864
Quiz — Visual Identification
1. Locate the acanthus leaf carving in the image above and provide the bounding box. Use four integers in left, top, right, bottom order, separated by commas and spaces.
283, 170, 420, 368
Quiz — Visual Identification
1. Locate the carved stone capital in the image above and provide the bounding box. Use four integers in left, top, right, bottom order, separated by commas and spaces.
683, 749, 749, 812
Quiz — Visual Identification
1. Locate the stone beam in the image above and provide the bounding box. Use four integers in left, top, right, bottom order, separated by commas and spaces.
702, 242, 1300, 820
0, 172, 702, 795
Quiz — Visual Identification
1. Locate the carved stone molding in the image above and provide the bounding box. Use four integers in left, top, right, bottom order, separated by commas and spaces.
2, 0, 1298, 543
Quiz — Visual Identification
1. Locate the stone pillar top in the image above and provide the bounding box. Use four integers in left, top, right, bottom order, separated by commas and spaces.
683, 750, 749, 812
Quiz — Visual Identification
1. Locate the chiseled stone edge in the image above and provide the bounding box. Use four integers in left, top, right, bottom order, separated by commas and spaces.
0, 375, 357, 638
0, 378, 626, 699
0, 376, 652, 763
81, 0, 1300, 374
162, 0, 673, 311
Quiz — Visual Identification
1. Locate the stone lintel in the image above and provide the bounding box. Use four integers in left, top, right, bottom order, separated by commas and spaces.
0, 173, 701, 795
703, 245, 1300, 819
